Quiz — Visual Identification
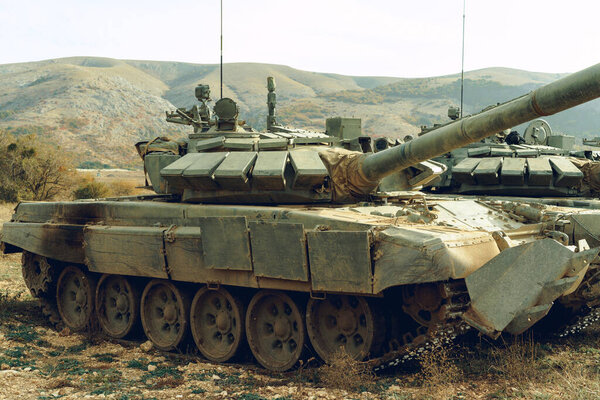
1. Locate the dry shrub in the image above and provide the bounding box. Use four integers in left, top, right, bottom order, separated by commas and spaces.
72, 174, 110, 199
489, 335, 539, 382
318, 349, 373, 391
420, 343, 460, 389
109, 179, 137, 197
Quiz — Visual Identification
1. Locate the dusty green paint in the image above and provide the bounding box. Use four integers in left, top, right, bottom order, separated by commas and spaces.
1, 222, 84, 264
201, 217, 253, 271
84, 226, 168, 279
249, 221, 308, 281
306, 230, 372, 294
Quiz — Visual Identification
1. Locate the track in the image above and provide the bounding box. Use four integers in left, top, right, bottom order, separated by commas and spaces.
22, 252, 600, 373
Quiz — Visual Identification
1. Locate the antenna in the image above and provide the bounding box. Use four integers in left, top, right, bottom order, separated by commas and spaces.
220, 0, 223, 99
460, 0, 466, 118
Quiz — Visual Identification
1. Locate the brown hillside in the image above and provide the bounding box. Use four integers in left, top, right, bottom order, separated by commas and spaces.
0, 57, 597, 168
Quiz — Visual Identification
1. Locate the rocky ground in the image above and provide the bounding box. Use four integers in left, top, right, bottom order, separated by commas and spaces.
2, 202, 600, 399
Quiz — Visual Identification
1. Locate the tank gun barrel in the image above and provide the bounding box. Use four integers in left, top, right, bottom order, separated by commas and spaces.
361, 63, 600, 182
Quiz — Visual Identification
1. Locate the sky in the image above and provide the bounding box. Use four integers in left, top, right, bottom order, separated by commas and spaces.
1, 0, 598, 78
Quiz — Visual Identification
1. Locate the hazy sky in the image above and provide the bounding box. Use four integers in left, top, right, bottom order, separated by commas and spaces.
1, 0, 598, 77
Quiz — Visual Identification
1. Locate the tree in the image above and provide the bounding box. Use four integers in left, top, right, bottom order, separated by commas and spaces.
0, 131, 75, 201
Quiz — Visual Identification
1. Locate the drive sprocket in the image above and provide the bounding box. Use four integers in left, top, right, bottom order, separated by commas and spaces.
21, 252, 56, 298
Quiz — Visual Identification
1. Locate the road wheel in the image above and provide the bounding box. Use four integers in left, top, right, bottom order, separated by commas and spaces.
190, 287, 245, 362
306, 295, 377, 362
141, 280, 190, 351
56, 266, 97, 331
96, 274, 141, 339
246, 290, 306, 371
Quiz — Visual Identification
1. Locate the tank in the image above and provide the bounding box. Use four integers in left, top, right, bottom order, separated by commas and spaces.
420, 103, 600, 202
3, 63, 600, 372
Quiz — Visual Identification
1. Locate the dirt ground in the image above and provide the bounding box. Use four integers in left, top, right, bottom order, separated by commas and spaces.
2, 202, 600, 400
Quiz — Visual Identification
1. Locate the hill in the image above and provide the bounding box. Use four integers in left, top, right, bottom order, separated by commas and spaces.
0, 57, 598, 168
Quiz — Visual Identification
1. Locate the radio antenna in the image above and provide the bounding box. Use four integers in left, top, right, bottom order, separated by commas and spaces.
460, 0, 466, 118
220, 0, 223, 99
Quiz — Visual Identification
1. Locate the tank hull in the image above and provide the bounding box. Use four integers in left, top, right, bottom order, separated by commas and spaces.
2, 200, 500, 292
3, 196, 600, 370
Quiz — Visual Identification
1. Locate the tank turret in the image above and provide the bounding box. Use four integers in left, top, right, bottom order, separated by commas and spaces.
409, 65, 600, 199
359, 63, 600, 183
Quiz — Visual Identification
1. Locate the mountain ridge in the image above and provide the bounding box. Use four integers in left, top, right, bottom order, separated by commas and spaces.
0, 57, 598, 168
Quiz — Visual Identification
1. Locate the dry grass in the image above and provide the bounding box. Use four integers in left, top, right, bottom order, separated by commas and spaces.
419, 343, 461, 387
45, 377, 77, 390
317, 349, 374, 391
108, 179, 140, 196
74, 171, 150, 199
487, 334, 541, 383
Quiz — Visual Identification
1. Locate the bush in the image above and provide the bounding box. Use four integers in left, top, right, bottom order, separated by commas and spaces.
0, 130, 75, 201
109, 180, 136, 197
73, 180, 110, 199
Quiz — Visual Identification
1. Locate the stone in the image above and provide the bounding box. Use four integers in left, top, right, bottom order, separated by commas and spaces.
140, 341, 153, 352
147, 364, 157, 372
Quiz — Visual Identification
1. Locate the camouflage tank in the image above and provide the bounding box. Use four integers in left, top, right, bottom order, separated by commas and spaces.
3, 64, 600, 372
420, 103, 600, 203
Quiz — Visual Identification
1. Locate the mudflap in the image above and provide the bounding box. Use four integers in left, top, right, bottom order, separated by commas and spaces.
462, 238, 599, 338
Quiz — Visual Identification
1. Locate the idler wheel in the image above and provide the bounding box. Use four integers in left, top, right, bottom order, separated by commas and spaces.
96, 274, 140, 339
306, 295, 377, 362
56, 266, 97, 331
190, 287, 245, 362
22, 252, 55, 298
246, 290, 306, 371
141, 280, 190, 351
402, 283, 446, 327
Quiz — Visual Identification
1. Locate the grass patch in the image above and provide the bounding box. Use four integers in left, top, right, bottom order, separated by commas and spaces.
0, 290, 25, 318
150, 375, 184, 389
44, 358, 87, 377
143, 365, 182, 379
0, 346, 35, 368
4, 324, 40, 343
92, 352, 117, 363
141, 364, 183, 388
65, 343, 88, 354
45, 378, 76, 390
236, 394, 267, 400
125, 358, 148, 370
